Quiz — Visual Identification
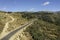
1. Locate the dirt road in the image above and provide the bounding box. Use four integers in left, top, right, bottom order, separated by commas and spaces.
0, 19, 37, 40
0, 14, 15, 39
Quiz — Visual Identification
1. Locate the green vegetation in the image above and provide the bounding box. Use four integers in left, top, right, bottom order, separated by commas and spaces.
22, 12, 60, 40
25, 20, 59, 40
0, 11, 60, 40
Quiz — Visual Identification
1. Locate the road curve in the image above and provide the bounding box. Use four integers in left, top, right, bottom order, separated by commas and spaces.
0, 19, 37, 40
0, 14, 15, 38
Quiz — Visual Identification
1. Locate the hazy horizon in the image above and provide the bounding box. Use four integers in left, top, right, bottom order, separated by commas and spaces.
0, 0, 60, 12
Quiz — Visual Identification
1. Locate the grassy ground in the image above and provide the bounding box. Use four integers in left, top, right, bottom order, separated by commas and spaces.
7, 13, 28, 32
0, 13, 11, 33
25, 19, 59, 40
0, 12, 60, 40
0, 12, 28, 34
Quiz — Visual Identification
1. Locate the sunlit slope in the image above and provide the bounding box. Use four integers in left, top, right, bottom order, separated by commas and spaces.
0, 12, 28, 34
0, 13, 11, 33
0, 12, 60, 40
19, 12, 60, 40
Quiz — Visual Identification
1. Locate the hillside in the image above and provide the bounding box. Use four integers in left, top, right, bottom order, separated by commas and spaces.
0, 11, 60, 40
0, 12, 28, 35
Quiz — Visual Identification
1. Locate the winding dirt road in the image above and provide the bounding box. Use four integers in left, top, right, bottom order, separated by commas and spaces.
0, 19, 37, 40
0, 14, 15, 39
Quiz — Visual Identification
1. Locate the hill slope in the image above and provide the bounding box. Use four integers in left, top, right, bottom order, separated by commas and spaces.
0, 11, 60, 40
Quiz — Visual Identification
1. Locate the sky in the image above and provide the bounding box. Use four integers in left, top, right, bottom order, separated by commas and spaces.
0, 0, 60, 12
